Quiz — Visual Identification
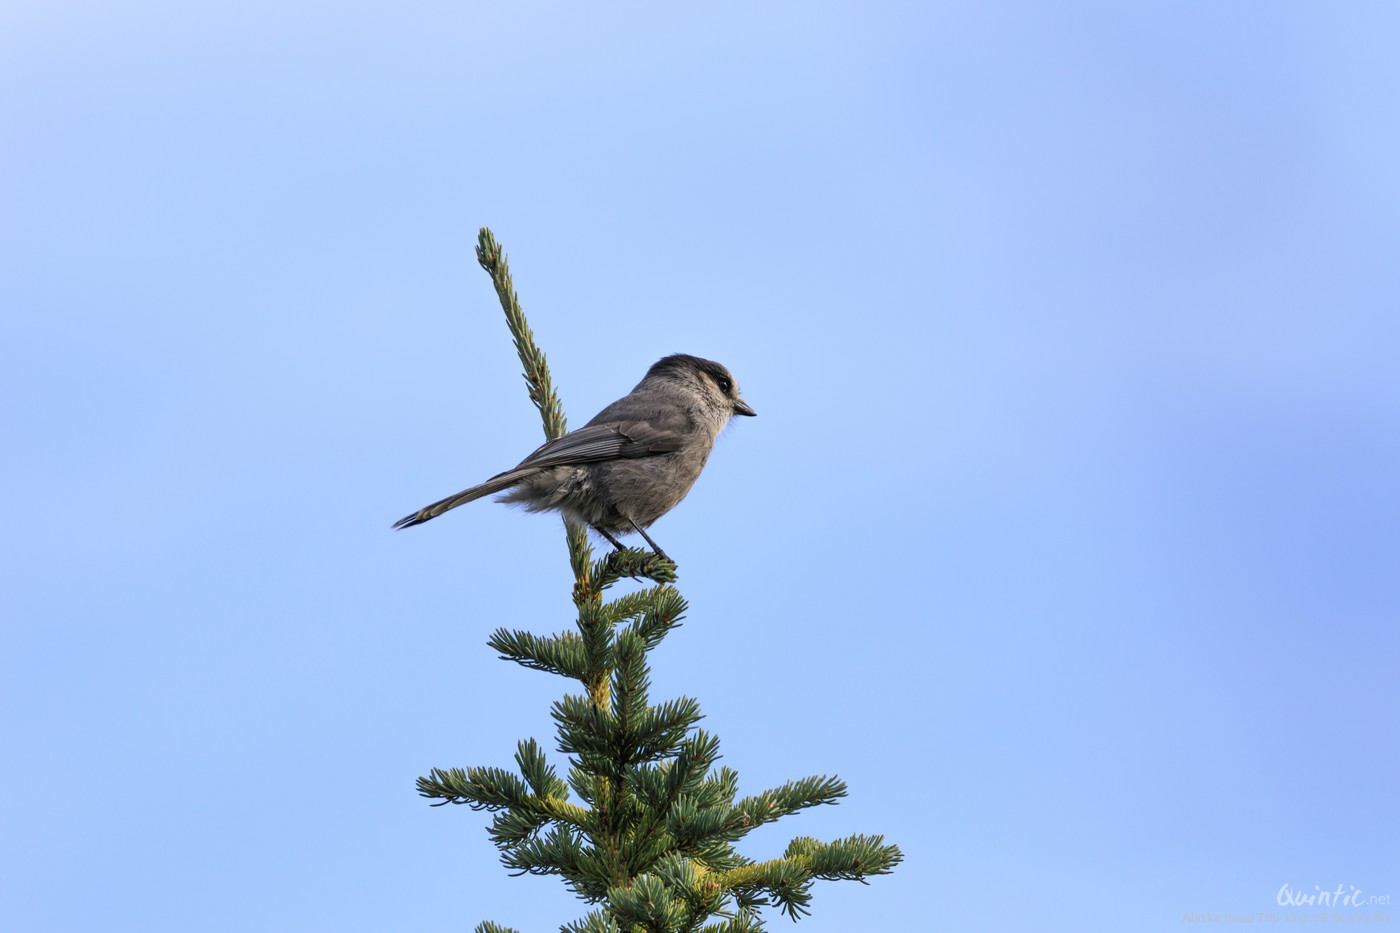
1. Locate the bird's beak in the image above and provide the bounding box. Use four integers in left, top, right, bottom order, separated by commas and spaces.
733, 398, 757, 417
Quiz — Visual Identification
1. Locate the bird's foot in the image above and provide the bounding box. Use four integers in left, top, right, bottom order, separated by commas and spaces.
600, 547, 677, 583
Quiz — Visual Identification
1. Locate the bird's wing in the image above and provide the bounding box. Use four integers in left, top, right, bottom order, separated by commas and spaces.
514, 419, 686, 470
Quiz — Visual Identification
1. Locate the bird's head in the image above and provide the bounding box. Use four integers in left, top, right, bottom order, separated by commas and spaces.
646, 354, 756, 420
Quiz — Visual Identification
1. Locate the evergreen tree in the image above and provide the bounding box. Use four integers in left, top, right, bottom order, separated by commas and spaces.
416, 230, 902, 932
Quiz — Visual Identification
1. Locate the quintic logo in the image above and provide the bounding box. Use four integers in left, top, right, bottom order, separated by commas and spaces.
1181, 884, 1391, 924
1276, 883, 1392, 908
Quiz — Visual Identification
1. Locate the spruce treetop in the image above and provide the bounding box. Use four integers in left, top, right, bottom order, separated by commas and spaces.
414, 229, 901, 932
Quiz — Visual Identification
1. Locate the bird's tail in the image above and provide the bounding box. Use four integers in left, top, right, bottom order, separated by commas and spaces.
391, 468, 533, 530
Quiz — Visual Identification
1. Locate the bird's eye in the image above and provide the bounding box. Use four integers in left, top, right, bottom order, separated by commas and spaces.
717, 376, 732, 393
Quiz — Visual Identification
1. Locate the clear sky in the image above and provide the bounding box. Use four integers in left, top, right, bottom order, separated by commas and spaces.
4, 2, 1398, 931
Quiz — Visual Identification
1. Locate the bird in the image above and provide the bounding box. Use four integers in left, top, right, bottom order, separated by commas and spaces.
392, 354, 755, 562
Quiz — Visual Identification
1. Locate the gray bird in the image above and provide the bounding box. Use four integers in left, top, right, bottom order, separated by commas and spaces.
392, 354, 755, 562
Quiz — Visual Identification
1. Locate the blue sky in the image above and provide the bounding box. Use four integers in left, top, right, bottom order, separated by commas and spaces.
4, 2, 1398, 930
